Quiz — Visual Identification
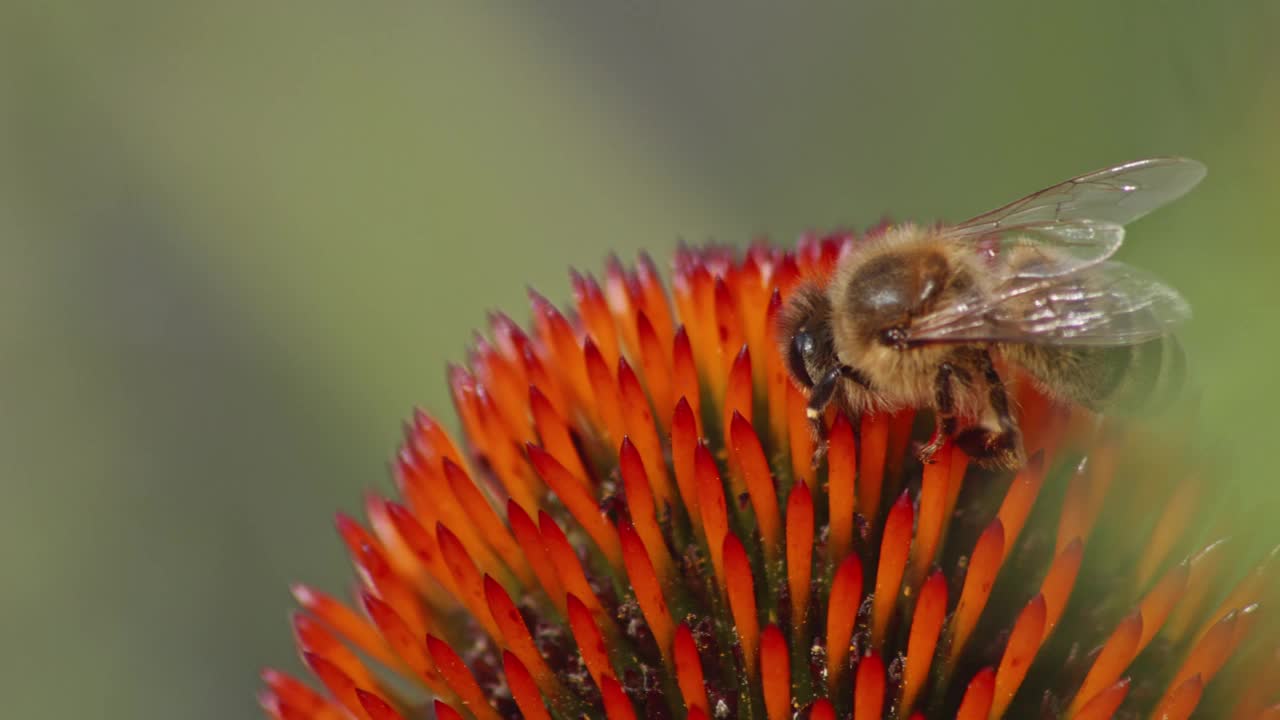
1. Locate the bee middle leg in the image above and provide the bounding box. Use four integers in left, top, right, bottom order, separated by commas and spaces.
920, 361, 965, 463
953, 350, 1024, 467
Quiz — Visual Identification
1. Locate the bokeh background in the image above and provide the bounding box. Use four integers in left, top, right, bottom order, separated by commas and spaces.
4, 2, 1278, 718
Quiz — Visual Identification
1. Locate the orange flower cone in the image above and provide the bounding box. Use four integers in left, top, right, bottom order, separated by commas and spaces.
261, 233, 1279, 719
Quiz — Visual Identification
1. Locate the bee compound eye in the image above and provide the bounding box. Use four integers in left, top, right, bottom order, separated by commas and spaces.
788, 332, 816, 388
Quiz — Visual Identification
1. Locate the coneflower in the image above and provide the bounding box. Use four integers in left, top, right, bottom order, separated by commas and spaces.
260, 233, 1278, 720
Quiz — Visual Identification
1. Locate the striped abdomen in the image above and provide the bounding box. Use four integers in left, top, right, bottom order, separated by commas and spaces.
1006, 335, 1186, 414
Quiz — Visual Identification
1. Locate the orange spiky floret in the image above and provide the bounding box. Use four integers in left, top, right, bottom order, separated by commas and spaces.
723, 532, 760, 679
989, 594, 1046, 719
731, 410, 782, 563
502, 651, 550, 720
760, 624, 790, 720
1039, 538, 1084, 640
824, 554, 863, 694
618, 521, 674, 665
302, 652, 368, 719
357, 689, 405, 720
1073, 678, 1131, 720
786, 382, 816, 487
825, 414, 857, 564
901, 570, 947, 715
809, 697, 835, 720
871, 490, 913, 647
259, 668, 343, 720
290, 584, 399, 672
694, 442, 730, 587
723, 347, 754, 448
262, 236, 1277, 719
1067, 612, 1144, 716
953, 666, 995, 720
424, 634, 500, 720
600, 675, 637, 720
538, 510, 607, 622
618, 438, 673, 585
506, 500, 566, 617
428, 699, 459, 720
291, 614, 380, 694
359, 592, 445, 693
785, 479, 815, 631
670, 395, 701, 530
673, 623, 709, 715
854, 650, 886, 720
858, 411, 889, 520
909, 443, 953, 590
764, 289, 789, 448
618, 359, 676, 509
947, 519, 1004, 666
565, 593, 612, 691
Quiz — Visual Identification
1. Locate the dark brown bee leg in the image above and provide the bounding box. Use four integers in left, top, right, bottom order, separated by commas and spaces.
803, 364, 872, 468
919, 362, 959, 464
978, 350, 1017, 438
953, 351, 1023, 466
806, 366, 842, 463
841, 365, 873, 389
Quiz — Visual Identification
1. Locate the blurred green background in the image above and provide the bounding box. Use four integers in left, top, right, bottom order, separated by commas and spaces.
3, 2, 1278, 718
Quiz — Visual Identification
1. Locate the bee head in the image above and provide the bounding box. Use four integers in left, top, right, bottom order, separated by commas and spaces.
777, 281, 839, 391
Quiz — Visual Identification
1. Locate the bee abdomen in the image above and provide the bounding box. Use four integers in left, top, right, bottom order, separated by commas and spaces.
1138, 335, 1187, 414
1096, 336, 1186, 413
1009, 336, 1186, 414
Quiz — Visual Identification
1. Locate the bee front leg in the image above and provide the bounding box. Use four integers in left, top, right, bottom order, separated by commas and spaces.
806, 366, 843, 466
841, 365, 874, 389
920, 362, 961, 464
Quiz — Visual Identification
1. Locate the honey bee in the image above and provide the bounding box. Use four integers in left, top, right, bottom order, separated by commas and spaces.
779, 157, 1205, 469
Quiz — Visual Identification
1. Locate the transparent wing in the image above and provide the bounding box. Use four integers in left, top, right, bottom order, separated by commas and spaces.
966, 220, 1126, 278
905, 261, 1190, 346
953, 157, 1206, 238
